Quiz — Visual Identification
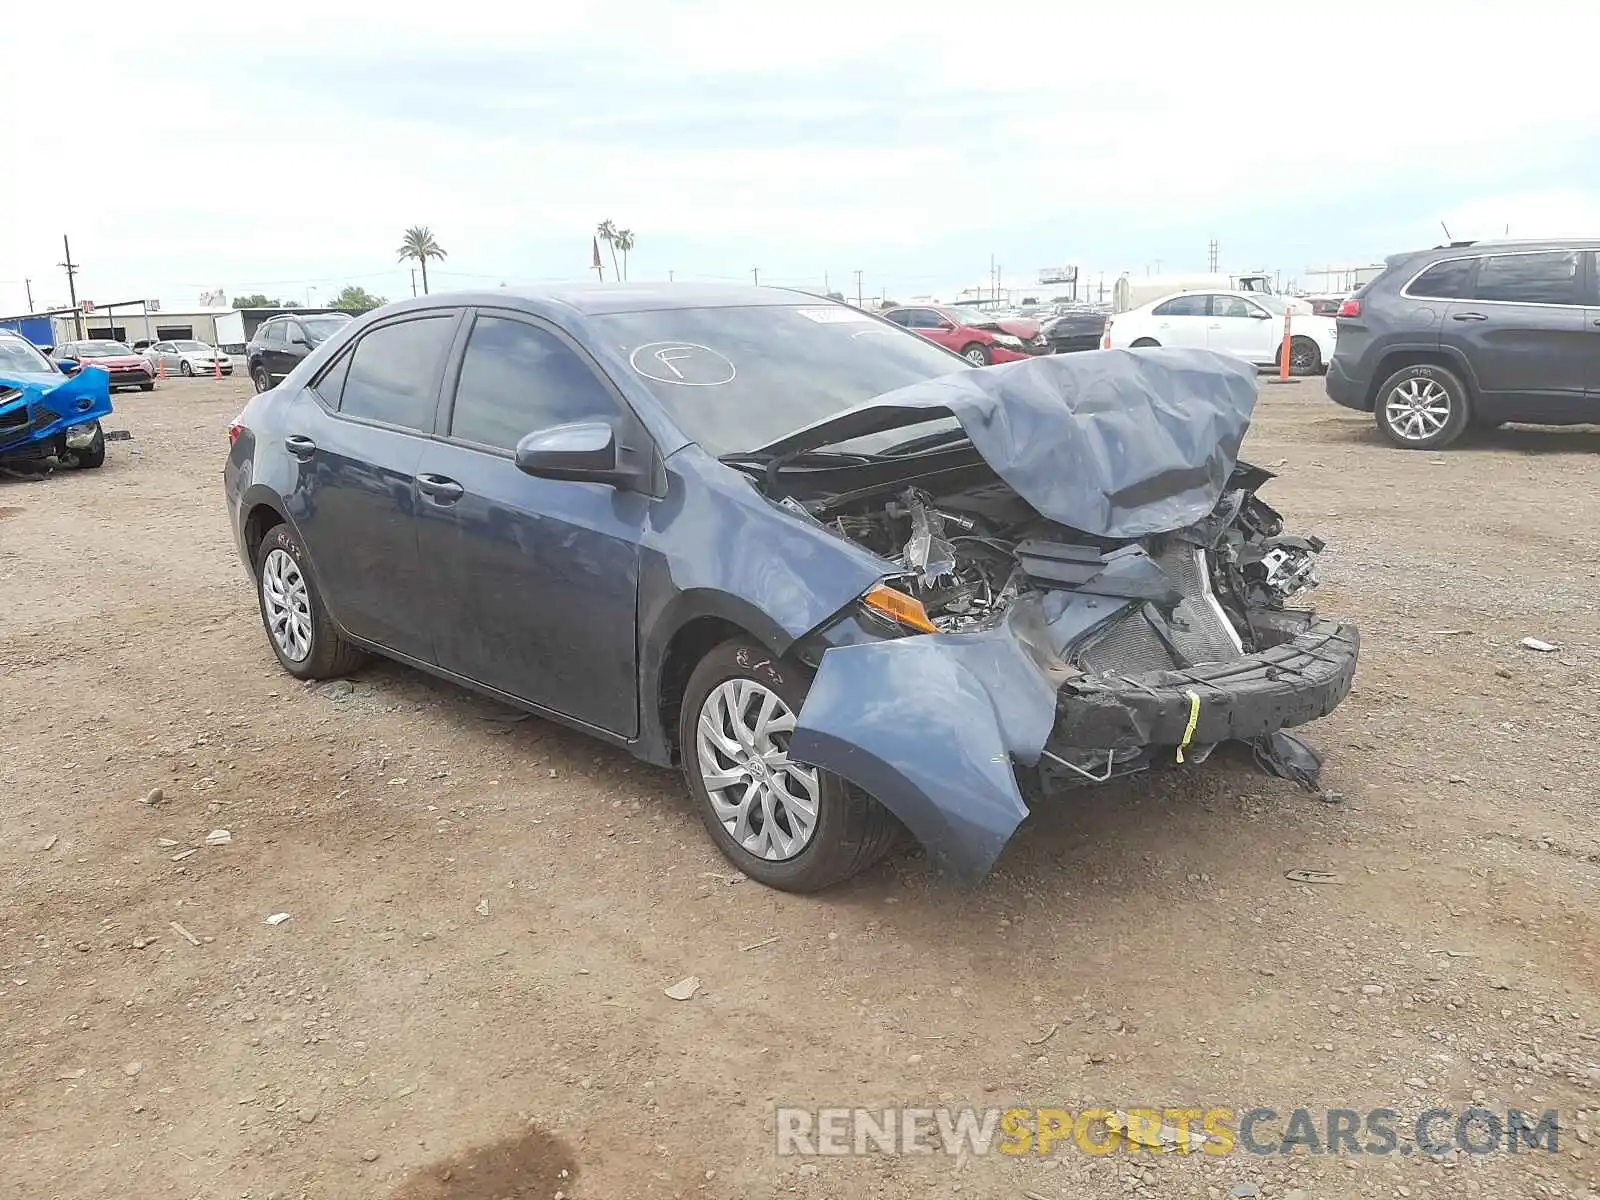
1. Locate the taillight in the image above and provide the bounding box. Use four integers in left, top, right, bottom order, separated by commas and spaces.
228, 418, 245, 446
1337, 298, 1361, 318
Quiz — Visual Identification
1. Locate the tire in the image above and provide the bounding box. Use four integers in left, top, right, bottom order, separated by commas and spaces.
74, 424, 106, 469
139, 382, 154, 392
180, 360, 193, 377
960, 342, 991, 366
253, 524, 367, 680
1130, 337, 1160, 348
1373, 363, 1470, 450
251, 365, 271, 393
678, 639, 902, 892
1282, 335, 1321, 376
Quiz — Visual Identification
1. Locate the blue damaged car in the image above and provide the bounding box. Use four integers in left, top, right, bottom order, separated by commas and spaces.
223, 285, 1358, 891
0, 330, 113, 469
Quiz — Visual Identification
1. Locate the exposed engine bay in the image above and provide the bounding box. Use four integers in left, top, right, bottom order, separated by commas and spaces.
793, 464, 1325, 669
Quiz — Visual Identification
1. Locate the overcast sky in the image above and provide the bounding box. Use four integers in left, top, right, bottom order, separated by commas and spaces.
4, 1, 1597, 315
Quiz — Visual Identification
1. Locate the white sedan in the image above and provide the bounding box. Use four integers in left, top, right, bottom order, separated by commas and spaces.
143, 339, 234, 377
1105, 290, 1335, 375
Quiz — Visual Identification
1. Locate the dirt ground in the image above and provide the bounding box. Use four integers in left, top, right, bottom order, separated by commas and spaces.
2, 373, 1597, 1200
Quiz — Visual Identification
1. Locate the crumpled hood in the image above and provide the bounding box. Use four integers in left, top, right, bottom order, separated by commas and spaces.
754, 346, 1259, 538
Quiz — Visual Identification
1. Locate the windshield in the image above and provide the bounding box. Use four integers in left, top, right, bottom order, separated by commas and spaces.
594, 304, 969, 457
174, 340, 210, 352
302, 315, 351, 343
0, 337, 55, 374
77, 342, 133, 357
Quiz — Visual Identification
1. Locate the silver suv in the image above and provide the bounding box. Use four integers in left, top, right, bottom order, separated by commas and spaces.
1326, 239, 1600, 448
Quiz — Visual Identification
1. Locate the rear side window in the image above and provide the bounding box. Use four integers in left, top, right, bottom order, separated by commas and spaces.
1152, 295, 1208, 317
1408, 258, 1477, 299
339, 316, 456, 431
260, 323, 285, 347
449, 316, 618, 451
1472, 251, 1580, 305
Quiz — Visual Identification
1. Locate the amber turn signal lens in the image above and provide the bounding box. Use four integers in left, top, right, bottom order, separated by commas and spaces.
862, 584, 939, 634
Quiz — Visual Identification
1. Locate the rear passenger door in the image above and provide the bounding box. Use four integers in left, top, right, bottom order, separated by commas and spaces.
412, 310, 648, 735
1440, 249, 1588, 420
281, 311, 462, 661
1150, 294, 1210, 348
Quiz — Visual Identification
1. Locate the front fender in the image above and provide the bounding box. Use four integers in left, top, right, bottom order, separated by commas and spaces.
788, 627, 1056, 880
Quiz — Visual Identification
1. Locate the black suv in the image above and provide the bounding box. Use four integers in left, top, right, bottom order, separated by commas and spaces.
1327, 238, 1600, 449
245, 313, 354, 393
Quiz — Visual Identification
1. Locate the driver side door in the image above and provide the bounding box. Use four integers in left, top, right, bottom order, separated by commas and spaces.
412, 310, 649, 735
904, 308, 961, 352
1206, 295, 1279, 363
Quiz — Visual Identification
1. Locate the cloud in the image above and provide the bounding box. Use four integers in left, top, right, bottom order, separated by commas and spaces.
2, 0, 1597, 312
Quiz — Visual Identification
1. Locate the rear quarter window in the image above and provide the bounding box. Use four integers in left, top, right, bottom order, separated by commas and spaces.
1406, 258, 1478, 299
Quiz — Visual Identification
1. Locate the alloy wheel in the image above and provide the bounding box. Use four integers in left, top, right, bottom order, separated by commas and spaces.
260, 548, 312, 662
1290, 340, 1318, 374
965, 347, 988, 366
695, 678, 819, 861
1383, 378, 1452, 441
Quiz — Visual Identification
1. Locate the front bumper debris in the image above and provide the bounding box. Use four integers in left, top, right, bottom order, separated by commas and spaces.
1050, 619, 1358, 751
791, 616, 1359, 882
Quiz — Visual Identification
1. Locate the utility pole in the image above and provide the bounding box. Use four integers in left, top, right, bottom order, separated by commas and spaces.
854, 269, 863, 307
59, 234, 84, 339
1154, 259, 1163, 274
752, 267, 760, 286
24, 278, 33, 312
1207, 239, 1219, 272
668, 269, 674, 283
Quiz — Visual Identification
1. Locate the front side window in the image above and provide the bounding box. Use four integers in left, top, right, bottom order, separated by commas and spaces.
450, 316, 618, 452
338, 316, 456, 431
1472, 251, 1579, 305
1210, 296, 1260, 319
260, 323, 285, 347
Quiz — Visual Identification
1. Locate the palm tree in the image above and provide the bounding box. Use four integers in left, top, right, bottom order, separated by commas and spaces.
614, 229, 635, 281
396, 226, 447, 295
596, 219, 620, 281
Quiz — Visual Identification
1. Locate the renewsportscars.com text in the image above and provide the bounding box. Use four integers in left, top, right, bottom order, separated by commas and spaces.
775, 1106, 1562, 1157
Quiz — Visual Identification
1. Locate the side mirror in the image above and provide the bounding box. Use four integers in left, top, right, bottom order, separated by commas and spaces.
1250, 310, 1272, 320
937, 319, 957, 331
514, 420, 650, 491
56, 358, 80, 375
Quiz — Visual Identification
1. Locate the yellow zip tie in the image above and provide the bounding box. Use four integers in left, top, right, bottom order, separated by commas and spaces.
1175, 690, 1201, 763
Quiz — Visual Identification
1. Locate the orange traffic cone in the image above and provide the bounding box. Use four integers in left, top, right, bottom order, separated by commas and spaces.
214, 353, 222, 380
157, 358, 167, 380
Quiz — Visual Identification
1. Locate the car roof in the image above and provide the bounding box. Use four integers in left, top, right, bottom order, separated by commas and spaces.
1395, 237, 1600, 267
373, 282, 830, 319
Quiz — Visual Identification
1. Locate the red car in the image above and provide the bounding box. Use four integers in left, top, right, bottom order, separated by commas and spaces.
881, 305, 1048, 366
51, 340, 155, 392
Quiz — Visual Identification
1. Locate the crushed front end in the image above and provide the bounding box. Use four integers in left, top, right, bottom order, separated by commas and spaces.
0, 367, 114, 469
756, 349, 1359, 879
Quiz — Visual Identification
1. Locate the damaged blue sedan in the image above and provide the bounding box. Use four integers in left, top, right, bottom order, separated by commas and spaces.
223, 285, 1358, 891
0, 330, 112, 470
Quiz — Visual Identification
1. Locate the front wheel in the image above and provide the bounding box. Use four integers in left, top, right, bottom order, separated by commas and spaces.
961, 342, 991, 366
180, 360, 193, 377
138, 383, 154, 392
253, 524, 367, 679
1130, 337, 1161, 348
74, 424, 106, 469
1283, 335, 1321, 376
678, 640, 901, 892
1374, 363, 1470, 449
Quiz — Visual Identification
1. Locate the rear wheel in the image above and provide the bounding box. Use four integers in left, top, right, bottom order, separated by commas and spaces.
1130, 337, 1160, 348
253, 524, 367, 679
1374, 363, 1470, 449
251, 364, 271, 393
679, 640, 901, 892
961, 342, 991, 366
